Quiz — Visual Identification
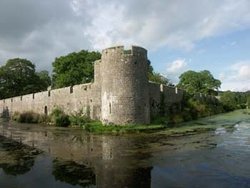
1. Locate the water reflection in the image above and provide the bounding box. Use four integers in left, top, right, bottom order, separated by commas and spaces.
0, 135, 41, 176
52, 159, 96, 187
0, 110, 249, 187
0, 123, 154, 187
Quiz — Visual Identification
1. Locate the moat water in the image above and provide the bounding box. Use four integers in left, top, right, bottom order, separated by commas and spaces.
0, 110, 250, 188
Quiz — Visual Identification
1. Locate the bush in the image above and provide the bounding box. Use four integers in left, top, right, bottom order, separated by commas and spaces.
12, 112, 21, 122
12, 111, 44, 124
169, 114, 184, 124
50, 108, 70, 127
151, 116, 169, 125
69, 111, 91, 127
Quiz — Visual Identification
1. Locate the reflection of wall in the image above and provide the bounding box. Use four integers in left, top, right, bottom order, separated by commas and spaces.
0, 125, 152, 187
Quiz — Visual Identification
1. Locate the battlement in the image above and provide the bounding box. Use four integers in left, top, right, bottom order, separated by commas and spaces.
102, 45, 147, 58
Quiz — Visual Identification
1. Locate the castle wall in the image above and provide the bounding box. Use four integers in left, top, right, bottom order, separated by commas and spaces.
148, 82, 162, 117
162, 85, 184, 105
0, 82, 101, 120
149, 83, 184, 118
0, 45, 185, 125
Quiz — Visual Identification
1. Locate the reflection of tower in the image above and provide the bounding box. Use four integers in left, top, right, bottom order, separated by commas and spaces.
101, 136, 113, 160
100, 46, 150, 125
95, 136, 152, 188
52, 159, 96, 187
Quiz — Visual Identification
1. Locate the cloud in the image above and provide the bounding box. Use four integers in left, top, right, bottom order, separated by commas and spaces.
82, 0, 250, 50
220, 61, 250, 91
166, 59, 187, 73
231, 61, 250, 80
0, 0, 250, 72
165, 59, 188, 84
0, 0, 90, 70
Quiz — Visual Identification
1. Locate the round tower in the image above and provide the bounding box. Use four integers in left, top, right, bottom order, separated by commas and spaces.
100, 46, 150, 125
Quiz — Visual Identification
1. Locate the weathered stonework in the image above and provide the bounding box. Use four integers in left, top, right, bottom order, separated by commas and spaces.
0, 45, 184, 125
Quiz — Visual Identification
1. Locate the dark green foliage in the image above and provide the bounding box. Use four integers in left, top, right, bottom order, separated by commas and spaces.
185, 97, 223, 118
84, 122, 166, 134
178, 70, 221, 95
36, 70, 51, 90
159, 92, 225, 125
50, 108, 70, 127
52, 50, 101, 88
220, 91, 249, 111
0, 58, 51, 99
247, 95, 250, 109
69, 112, 91, 127
151, 116, 169, 125
148, 63, 171, 85
220, 91, 237, 111
12, 111, 47, 124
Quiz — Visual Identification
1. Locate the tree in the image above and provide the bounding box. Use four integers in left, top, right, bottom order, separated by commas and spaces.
177, 70, 221, 95
0, 58, 50, 99
36, 70, 51, 90
52, 50, 101, 88
219, 91, 238, 111
148, 64, 172, 85
247, 95, 250, 109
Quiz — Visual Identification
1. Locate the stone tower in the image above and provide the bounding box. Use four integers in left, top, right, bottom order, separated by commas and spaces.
99, 46, 150, 125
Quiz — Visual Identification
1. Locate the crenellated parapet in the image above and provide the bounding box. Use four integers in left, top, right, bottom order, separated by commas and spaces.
102, 45, 147, 59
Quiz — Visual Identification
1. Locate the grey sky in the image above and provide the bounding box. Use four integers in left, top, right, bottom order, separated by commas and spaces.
0, 0, 250, 92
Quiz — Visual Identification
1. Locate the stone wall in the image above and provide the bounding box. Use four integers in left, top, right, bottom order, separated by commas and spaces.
148, 82, 184, 118
0, 82, 101, 120
0, 45, 185, 125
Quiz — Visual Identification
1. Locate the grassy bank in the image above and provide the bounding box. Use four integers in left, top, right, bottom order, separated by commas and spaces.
159, 109, 250, 137
9, 108, 249, 134
10, 108, 168, 133
84, 121, 167, 134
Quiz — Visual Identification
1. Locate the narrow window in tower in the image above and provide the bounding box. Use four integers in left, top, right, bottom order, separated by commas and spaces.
109, 102, 112, 114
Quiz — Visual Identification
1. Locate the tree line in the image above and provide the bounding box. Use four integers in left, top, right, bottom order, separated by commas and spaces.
0, 50, 171, 99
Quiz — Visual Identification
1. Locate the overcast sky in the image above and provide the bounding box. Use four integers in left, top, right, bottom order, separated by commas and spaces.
0, 0, 249, 91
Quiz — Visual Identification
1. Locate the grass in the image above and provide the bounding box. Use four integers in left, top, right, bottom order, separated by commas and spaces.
83, 120, 235, 136
84, 121, 167, 134
83, 109, 250, 135
10, 109, 249, 135
158, 109, 250, 137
